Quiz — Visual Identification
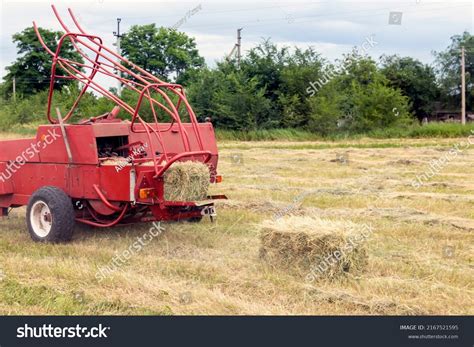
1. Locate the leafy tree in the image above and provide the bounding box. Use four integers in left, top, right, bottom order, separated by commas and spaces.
185, 67, 223, 122
121, 24, 204, 84
278, 47, 325, 127
188, 42, 325, 130
381, 55, 439, 120
309, 55, 412, 135
214, 71, 272, 130
2, 27, 83, 98
434, 31, 474, 110
228, 41, 289, 126
187, 66, 272, 130
236, 41, 326, 128
240, 40, 288, 101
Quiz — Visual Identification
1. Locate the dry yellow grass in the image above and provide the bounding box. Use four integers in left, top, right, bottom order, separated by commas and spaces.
0, 136, 473, 315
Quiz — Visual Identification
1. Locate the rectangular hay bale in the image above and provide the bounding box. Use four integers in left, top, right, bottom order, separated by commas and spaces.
163, 161, 210, 201
259, 216, 370, 281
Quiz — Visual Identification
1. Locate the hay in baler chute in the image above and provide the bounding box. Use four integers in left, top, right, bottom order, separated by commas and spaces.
163, 161, 210, 201
259, 216, 370, 280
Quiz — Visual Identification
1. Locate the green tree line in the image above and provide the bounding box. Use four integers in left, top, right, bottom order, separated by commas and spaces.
0, 25, 472, 136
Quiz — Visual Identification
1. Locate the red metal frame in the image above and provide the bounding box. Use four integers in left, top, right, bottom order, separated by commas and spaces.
0, 5, 225, 228
32, 6, 207, 169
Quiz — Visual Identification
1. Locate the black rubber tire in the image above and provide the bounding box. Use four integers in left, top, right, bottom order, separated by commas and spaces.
26, 186, 75, 243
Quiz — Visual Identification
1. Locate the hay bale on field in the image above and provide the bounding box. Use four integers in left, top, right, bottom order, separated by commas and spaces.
259, 216, 370, 280
164, 161, 210, 201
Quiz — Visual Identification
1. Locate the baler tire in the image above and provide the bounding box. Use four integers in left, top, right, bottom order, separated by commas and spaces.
26, 186, 75, 243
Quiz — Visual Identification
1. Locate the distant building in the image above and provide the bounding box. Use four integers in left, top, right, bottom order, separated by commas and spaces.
426, 101, 472, 123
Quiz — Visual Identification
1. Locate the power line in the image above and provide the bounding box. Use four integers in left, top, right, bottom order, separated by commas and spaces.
79, 1, 471, 30
182, 3, 471, 30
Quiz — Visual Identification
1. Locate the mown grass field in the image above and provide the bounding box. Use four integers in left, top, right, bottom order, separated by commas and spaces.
0, 136, 473, 315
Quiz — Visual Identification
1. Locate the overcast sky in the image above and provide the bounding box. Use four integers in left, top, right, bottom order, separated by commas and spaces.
1, 0, 473, 85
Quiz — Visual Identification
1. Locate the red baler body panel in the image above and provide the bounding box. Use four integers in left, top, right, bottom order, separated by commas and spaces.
0, 121, 221, 224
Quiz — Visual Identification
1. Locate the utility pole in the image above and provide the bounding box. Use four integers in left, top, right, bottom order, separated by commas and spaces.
237, 28, 242, 68
226, 28, 243, 68
461, 46, 466, 125
113, 18, 122, 96
12, 77, 16, 102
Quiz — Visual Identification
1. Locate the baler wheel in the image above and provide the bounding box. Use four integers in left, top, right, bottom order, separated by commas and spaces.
26, 186, 75, 242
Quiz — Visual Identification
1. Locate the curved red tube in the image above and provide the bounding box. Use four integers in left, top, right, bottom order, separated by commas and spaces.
76, 205, 128, 228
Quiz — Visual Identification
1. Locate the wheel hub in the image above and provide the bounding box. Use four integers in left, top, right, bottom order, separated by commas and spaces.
30, 201, 52, 237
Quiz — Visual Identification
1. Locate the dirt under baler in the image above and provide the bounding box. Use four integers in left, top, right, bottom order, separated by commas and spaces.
0, 5, 225, 242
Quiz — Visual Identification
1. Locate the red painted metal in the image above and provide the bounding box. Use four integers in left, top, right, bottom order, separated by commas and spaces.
92, 184, 123, 212
0, 5, 226, 228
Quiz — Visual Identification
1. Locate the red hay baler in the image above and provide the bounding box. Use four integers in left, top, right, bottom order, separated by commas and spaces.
0, 5, 226, 242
